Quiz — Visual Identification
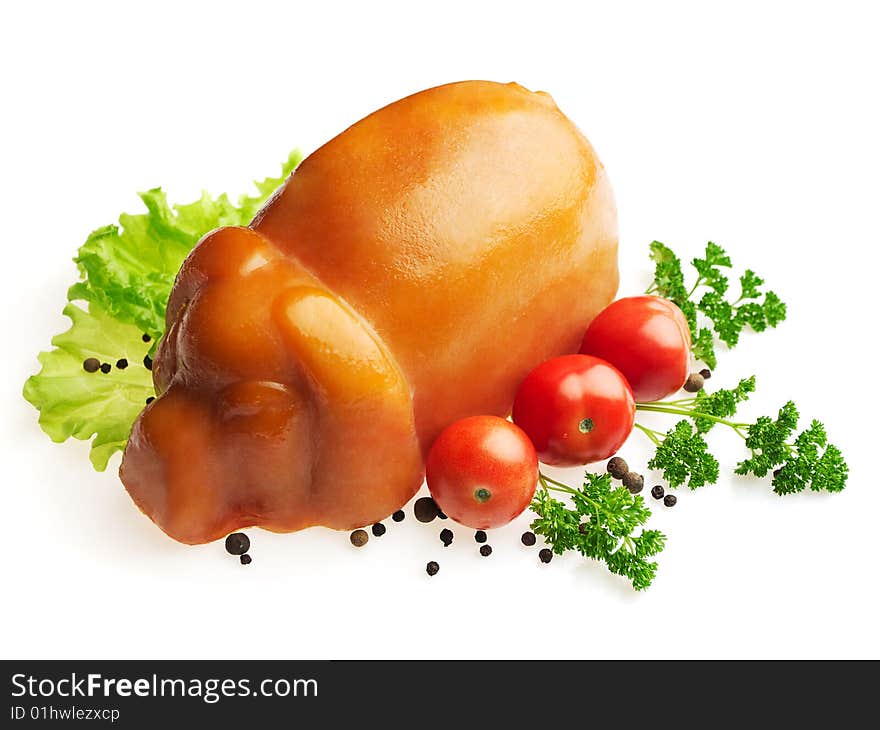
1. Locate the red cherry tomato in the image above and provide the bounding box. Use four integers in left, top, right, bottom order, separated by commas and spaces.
579, 296, 691, 402
512, 354, 635, 467
426, 416, 538, 529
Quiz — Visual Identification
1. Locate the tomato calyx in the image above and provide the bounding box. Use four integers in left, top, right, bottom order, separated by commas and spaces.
578, 418, 594, 433
474, 488, 492, 503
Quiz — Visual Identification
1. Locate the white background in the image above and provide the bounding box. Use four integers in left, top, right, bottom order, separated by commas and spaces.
1, 1, 877, 659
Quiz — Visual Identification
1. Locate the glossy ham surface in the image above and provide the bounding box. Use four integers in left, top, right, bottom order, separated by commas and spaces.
120, 80, 618, 544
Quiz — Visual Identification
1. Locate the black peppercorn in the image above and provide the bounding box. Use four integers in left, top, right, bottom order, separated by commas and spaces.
651, 485, 665, 500
145, 396, 155, 405
414, 497, 439, 523
116, 358, 128, 370
371, 523, 386, 537
225, 532, 250, 555
437, 509, 448, 520
683, 373, 704, 392
142, 333, 151, 343
521, 531, 537, 546
539, 548, 553, 564
143, 354, 153, 371
349, 529, 369, 547
440, 528, 453, 546
391, 510, 405, 522
474, 530, 487, 544
699, 368, 712, 380
426, 561, 440, 576
664, 494, 677, 507
479, 545, 492, 557
622, 471, 644, 494
240, 554, 252, 565
83, 357, 100, 373
607, 456, 628, 479
100, 363, 112, 374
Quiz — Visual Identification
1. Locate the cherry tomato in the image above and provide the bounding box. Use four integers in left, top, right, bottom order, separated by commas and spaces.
579, 296, 691, 402
426, 416, 538, 529
512, 354, 635, 466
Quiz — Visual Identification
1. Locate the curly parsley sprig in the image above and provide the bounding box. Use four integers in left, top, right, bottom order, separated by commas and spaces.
530, 472, 665, 591
646, 241, 786, 368
634, 378, 847, 495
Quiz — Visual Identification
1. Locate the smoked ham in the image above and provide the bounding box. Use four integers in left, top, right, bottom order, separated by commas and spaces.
120, 80, 618, 543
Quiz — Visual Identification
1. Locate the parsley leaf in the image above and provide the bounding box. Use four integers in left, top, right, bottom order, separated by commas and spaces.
691, 376, 756, 433
531, 473, 665, 591
638, 382, 847, 495
647, 420, 720, 489
691, 327, 717, 369
691, 241, 731, 295
735, 403, 848, 494
739, 269, 764, 300
647, 240, 787, 367
761, 291, 787, 327
648, 240, 688, 303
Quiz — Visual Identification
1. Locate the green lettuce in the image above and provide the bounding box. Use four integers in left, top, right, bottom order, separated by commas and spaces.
68, 150, 303, 339
23, 303, 155, 470
23, 150, 302, 470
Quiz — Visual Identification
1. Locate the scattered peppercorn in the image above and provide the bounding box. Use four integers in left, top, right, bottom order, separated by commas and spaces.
116, 358, 128, 370
414, 496, 439, 523
474, 530, 487, 544
371, 522, 386, 537
142, 333, 151, 343
437, 508, 448, 520
578, 522, 588, 535
683, 372, 705, 392
699, 368, 712, 380
83, 357, 100, 373
664, 494, 678, 507
391, 510, 405, 522
607, 456, 628, 479
145, 396, 155, 405
539, 548, 553, 564
143, 354, 153, 370
349, 529, 369, 547
622, 471, 644, 494
225, 532, 250, 555
440, 528, 454, 546
651, 485, 665, 500
773, 468, 782, 478
100, 363, 112, 374
240, 554, 252, 565
426, 561, 440, 576
521, 531, 536, 546
479, 545, 493, 557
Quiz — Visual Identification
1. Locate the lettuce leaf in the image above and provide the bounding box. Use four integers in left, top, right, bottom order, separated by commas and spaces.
68, 149, 303, 339
24, 150, 302, 469
23, 303, 155, 470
